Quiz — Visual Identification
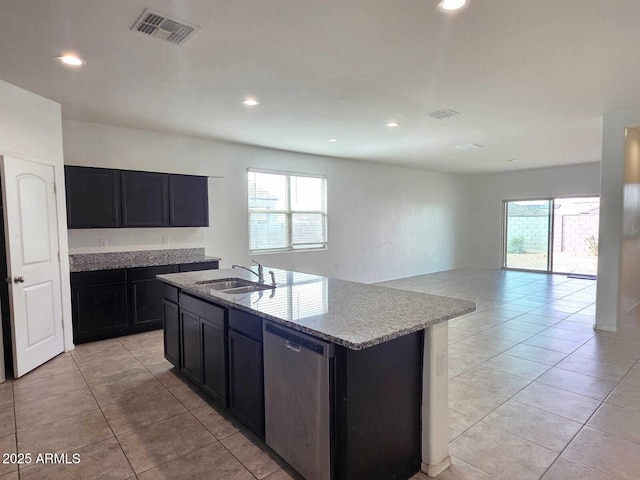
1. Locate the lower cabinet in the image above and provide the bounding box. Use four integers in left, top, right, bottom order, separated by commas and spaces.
72, 269, 128, 343
228, 329, 264, 438
202, 319, 227, 406
129, 265, 179, 332
163, 298, 180, 367
180, 308, 202, 385
178, 293, 228, 407
164, 294, 264, 437
71, 261, 218, 344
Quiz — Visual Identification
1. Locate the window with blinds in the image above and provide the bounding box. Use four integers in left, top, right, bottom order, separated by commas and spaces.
248, 170, 327, 253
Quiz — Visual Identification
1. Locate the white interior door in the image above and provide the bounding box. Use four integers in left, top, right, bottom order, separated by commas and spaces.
1, 156, 64, 377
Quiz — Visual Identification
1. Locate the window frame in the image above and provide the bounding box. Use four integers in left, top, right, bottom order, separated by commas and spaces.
248, 168, 328, 254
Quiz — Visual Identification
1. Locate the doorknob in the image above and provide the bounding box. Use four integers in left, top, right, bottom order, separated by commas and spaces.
13, 276, 24, 284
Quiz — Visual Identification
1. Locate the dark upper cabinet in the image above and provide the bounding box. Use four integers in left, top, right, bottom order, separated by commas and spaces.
121, 171, 169, 227
71, 269, 128, 343
169, 175, 209, 227
66, 166, 121, 228
64, 167, 209, 229
129, 265, 179, 332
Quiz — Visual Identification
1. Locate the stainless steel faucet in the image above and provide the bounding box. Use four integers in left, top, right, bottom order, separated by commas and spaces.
232, 260, 264, 283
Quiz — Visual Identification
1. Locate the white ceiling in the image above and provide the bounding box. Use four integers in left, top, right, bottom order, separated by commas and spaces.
0, 0, 639, 173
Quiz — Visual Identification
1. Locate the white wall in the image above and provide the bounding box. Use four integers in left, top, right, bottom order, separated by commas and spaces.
465, 163, 601, 270
63, 119, 470, 283
597, 112, 640, 332
619, 126, 640, 315
0, 79, 73, 350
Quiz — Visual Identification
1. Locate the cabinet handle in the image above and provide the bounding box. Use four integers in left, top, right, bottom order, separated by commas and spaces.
13, 276, 24, 284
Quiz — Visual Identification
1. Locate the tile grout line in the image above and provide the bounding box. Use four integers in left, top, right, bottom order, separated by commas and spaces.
535, 355, 640, 480
443, 277, 599, 479
128, 337, 263, 479
71, 341, 143, 478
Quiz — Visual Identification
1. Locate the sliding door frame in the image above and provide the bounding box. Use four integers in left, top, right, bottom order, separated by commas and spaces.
502, 197, 554, 273
502, 194, 600, 275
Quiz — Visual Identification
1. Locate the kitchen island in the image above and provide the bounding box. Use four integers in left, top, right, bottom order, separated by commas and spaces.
157, 267, 475, 480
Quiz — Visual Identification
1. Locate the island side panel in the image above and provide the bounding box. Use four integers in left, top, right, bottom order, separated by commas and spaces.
334, 331, 422, 480
421, 321, 450, 477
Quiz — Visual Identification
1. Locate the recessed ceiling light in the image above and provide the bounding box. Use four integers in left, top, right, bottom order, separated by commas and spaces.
328, 138, 338, 143
242, 99, 259, 106
386, 122, 399, 128
55, 54, 85, 66
437, 0, 468, 12
454, 143, 483, 151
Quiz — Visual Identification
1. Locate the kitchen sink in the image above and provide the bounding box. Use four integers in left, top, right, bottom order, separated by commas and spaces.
196, 278, 273, 294
197, 278, 256, 290
222, 285, 273, 294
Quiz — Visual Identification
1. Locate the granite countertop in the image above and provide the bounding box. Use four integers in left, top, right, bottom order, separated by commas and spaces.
70, 248, 221, 273
157, 267, 476, 350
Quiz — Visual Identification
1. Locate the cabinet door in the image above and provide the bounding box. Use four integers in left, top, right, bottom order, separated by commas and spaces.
202, 318, 228, 406
228, 330, 264, 438
65, 166, 120, 228
180, 309, 201, 384
71, 270, 128, 344
169, 175, 209, 227
121, 171, 169, 227
163, 300, 180, 368
129, 265, 179, 332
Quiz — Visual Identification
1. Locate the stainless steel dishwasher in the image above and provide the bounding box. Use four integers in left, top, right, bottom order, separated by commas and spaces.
263, 321, 334, 480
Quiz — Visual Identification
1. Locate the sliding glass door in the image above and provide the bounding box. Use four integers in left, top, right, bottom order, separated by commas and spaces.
503, 197, 600, 275
504, 200, 553, 271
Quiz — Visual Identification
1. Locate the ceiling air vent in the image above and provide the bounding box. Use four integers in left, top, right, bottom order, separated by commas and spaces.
131, 9, 200, 46
427, 109, 460, 120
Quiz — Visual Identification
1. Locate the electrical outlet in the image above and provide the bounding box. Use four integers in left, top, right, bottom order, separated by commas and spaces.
161, 236, 169, 245
98, 238, 108, 248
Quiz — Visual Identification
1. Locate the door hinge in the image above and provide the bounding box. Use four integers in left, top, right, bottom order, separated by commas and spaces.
53, 183, 57, 194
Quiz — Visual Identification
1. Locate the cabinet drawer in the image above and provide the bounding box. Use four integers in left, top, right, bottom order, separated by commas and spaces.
179, 261, 219, 272
179, 293, 225, 327
229, 309, 263, 342
128, 264, 179, 281
71, 269, 126, 287
163, 284, 179, 303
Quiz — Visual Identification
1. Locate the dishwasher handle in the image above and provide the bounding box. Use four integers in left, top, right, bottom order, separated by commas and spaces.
265, 322, 333, 358
284, 340, 301, 352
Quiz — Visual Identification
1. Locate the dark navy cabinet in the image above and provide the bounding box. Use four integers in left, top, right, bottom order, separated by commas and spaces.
121, 171, 169, 227
228, 311, 264, 438
71, 269, 128, 343
71, 262, 218, 344
169, 175, 209, 227
64, 166, 209, 229
129, 265, 179, 332
65, 166, 121, 228
178, 293, 228, 407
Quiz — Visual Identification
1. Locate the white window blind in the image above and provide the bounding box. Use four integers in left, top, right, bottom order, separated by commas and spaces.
248, 170, 327, 253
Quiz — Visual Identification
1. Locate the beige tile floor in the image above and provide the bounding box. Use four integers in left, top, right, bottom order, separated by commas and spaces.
381, 267, 640, 480
1, 267, 638, 479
